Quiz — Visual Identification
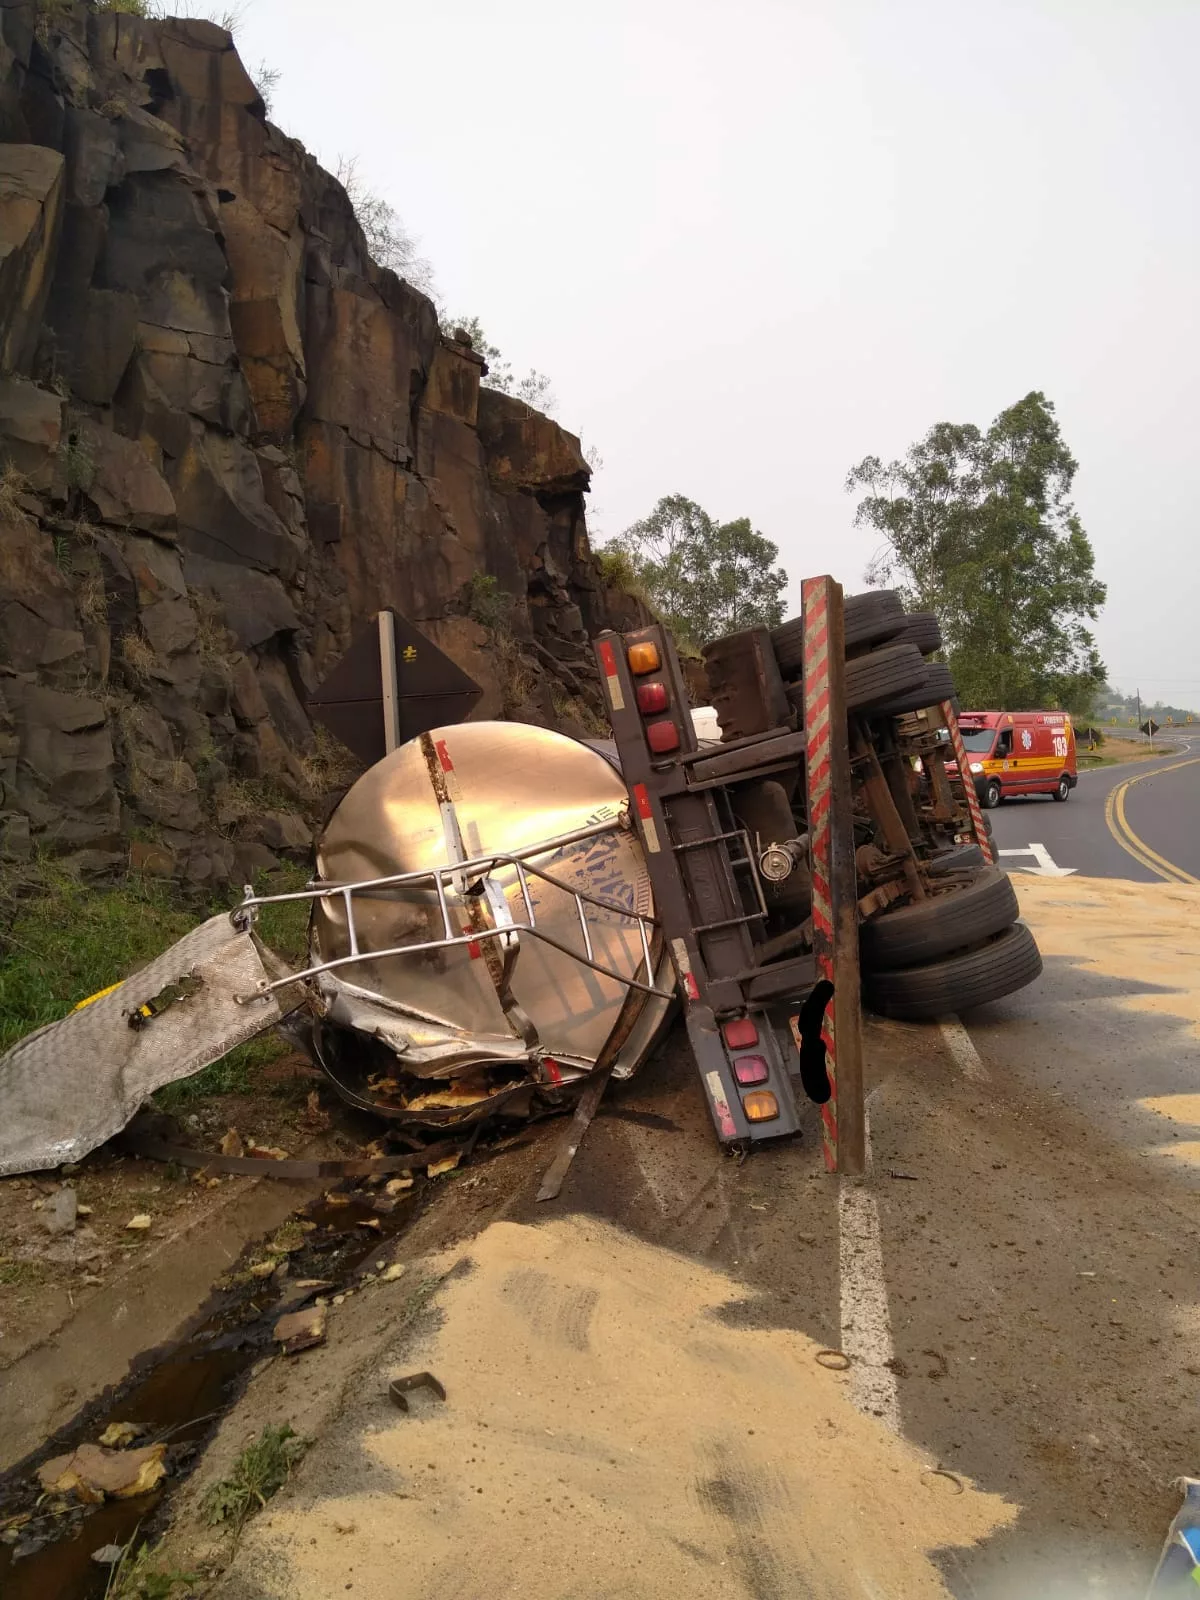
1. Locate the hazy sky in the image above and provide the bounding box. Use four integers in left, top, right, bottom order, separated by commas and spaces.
236, 0, 1199, 708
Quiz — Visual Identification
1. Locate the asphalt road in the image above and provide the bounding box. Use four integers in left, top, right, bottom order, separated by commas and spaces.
989, 735, 1200, 883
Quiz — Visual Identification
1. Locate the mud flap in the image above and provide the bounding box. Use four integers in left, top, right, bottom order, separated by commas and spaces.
0, 914, 283, 1176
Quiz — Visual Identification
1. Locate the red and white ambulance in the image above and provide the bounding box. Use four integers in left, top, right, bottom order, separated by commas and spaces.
952, 710, 1078, 808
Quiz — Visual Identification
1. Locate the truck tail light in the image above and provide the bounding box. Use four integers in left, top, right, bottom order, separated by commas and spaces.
741, 1090, 779, 1121
646, 720, 679, 754
627, 642, 661, 674
635, 682, 668, 714
734, 1056, 769, 1086
722, 1018, 758, 1050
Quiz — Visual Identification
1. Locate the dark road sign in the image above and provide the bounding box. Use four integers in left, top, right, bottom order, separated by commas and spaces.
308, 610, 483, 767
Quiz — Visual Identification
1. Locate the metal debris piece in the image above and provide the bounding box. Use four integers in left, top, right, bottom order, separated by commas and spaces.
920, 1466, 965, 1496
536, 1066, 612, 1203
388, 1372, 446, 1413
0, 913, 282, 1177
815, 1349, 851, 1371
274, 1304, 327, 1355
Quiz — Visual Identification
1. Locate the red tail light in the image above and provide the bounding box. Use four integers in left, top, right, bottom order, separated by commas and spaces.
734, 1056, 769, 1086
722, 1018, 759, 1050
636, 682, 668, 714
646, 720, 680, 754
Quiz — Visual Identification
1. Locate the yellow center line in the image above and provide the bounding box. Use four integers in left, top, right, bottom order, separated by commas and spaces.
1103, 757, 1200, 885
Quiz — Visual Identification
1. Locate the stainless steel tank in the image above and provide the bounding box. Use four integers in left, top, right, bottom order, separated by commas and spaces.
303, 721, 674, 1126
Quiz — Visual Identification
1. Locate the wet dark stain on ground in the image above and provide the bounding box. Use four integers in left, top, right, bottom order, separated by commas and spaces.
0, 1180, 424, 1600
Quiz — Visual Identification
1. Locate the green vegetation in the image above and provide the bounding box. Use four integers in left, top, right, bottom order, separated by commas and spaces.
1094, 685, 1197, 728
847, 392, 1106, 718
604, 494, 788, 647
336, 157, 435, 293
105, 1537, 197, 1600
465, 571, 516, 631
202, 1423, 306, 1535
443, 315, 555, 413
0, 860, 311, 1100
0, 1258, 44, 1289
594, 544, 640, 594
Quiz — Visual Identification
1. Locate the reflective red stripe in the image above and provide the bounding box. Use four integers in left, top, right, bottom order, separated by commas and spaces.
633, 783, 653, 820
435, 739, 454, 773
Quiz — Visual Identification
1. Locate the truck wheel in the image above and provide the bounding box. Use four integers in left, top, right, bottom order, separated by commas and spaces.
843, 641, 928, 712
1053, 774, 1071, 801
771, 590, 906, 674
927, 843, 984, 875
863, 922, 1042, 1020
982, 779, 1002, 809
868, 660, 957, 718
901, 611, 942, 656
860, 866, 1019, 972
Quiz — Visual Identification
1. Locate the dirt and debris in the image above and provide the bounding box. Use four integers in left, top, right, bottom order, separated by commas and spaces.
274, 1305, 327, 1356
37, 1442, 166, 1503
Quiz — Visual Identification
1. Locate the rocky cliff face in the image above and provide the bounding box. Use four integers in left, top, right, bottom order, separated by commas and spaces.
0, 0, 645, 885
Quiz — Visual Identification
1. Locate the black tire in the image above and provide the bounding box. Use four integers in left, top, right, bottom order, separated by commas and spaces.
771, 591, 906, 674
860, 866, 1019, 972
863, 922, 1043, 1021
982, 779, 1002, 809
901, 611, 943, 655
927, 844, 984, 876
843, 641, 928, 712
868, 660, 958, 718
1052, 774, 1071, 801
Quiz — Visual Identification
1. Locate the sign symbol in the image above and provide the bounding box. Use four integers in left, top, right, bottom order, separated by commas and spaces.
998, 843, 1076, 878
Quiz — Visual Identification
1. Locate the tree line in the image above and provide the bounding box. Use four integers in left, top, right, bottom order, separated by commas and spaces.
608, 391, 1107, 718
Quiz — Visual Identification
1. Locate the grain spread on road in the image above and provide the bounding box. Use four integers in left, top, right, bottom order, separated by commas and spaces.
233, 1217, 1012, 1599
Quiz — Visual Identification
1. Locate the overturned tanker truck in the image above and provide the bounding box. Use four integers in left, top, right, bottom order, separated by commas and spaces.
0, 586, 1041, 1176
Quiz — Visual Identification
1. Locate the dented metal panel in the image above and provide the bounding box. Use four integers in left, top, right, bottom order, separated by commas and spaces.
0, 915, 281, 1176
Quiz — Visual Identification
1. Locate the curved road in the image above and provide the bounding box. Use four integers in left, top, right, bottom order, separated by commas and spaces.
988, 734, 1199, 882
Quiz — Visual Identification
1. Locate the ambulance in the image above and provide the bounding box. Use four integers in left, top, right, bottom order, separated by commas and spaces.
953, 710, 1078, 808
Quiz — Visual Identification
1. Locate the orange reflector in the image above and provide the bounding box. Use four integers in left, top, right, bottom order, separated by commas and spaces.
741, 1090, 779, 1122
627, 642, 661, 675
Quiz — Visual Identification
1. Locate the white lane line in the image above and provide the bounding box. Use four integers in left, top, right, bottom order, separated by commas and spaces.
838, 1106, 901, 1432
938, 1015, 990, 1082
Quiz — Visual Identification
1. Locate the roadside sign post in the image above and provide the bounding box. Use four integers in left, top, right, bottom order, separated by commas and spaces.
802, 576, 866, 1177
940, 700, 995, 865
308, 608, 483, 767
